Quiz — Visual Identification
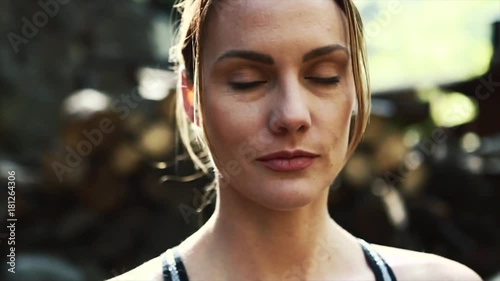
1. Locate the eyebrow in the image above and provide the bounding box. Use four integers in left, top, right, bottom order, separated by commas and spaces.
216, 50, 274, 65
215, 44, 349, 65
302, 44, 349, 62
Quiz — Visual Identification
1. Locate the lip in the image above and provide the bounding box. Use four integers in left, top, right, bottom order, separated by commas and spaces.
256, 150, 319, 172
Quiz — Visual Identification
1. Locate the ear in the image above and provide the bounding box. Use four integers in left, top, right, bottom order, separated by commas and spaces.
181, 70, 195, 123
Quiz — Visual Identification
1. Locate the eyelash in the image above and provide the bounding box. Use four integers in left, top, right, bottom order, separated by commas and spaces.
305, 76, 341, 85
229, 76, 340, 90
229, 81, 267, 90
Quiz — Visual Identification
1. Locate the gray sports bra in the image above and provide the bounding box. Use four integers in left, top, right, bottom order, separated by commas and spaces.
162, 238, 397, 281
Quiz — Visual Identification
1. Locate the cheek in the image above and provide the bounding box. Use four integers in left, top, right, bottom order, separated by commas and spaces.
328, 111, 351, 147
202, 98, 253, 162
203, 102, 232, 146
319, 96, 354, 152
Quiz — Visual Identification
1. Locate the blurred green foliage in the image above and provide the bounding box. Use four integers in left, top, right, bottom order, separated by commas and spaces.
355, 0, 499, 91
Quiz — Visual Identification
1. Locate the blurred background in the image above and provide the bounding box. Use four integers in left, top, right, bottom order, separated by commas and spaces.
0, 0, 499, 280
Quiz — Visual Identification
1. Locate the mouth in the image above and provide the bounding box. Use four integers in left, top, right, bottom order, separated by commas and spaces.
256, 150, 319, 172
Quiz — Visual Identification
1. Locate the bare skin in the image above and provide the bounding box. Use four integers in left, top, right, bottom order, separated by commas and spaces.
109, 237, 481, 281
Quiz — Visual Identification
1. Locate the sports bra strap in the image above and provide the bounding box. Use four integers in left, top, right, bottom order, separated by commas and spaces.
162, 240, 397, 281
358, 238, 398, 281
162, 247, 189, 281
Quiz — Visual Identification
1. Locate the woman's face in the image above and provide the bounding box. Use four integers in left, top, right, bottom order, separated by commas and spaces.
200, 0, 355, 210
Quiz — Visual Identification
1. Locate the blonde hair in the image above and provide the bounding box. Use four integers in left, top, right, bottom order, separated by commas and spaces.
170, 0, 370, 206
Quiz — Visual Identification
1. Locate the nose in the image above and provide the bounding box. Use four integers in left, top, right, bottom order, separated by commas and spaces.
269, 76, 312, 134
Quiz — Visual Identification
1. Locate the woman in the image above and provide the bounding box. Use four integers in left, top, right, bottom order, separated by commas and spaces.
111, 0, 482, 280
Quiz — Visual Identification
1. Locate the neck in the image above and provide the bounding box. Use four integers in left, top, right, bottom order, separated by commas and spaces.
184, 184, 359, 280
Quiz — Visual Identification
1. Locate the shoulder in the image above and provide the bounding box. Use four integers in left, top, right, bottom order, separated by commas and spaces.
106, 255, 163, 281
372, 244, 482, 281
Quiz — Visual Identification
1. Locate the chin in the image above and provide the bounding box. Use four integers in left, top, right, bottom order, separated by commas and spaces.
239, 178, 327, 211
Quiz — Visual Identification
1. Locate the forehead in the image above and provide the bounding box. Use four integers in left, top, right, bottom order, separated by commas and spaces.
202, 0, 348, 62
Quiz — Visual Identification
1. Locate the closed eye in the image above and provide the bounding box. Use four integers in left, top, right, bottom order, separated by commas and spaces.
305, 76, 340, 85
229, 81, 267, 90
